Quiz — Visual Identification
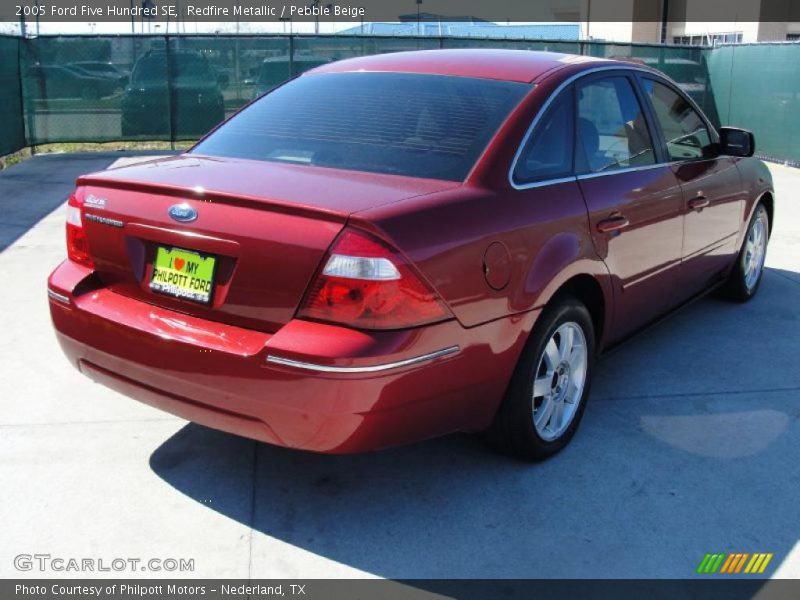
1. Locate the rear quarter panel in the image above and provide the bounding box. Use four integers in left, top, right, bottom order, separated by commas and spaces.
352, 181, 611, 333
734, 157, 775, 242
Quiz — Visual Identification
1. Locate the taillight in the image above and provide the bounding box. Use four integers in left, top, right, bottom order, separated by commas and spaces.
66, 193, 94, 268
298, 228, 451, 330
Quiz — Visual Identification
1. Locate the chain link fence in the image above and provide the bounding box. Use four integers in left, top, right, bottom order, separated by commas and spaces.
0, 35, 25, 156
706, 43, 800, 165
2, 34, 797, 164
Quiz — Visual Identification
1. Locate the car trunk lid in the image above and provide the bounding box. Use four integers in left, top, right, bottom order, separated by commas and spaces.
75, 155, 458, 332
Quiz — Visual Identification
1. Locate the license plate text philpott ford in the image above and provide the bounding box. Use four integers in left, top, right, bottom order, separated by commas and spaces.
149, 246, 216, 304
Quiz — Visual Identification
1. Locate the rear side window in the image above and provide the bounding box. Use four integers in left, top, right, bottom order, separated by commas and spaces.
513, 89, 574, 185
642, 78, 715, 161
577, 76, 656, 173
193, 72, 529, 181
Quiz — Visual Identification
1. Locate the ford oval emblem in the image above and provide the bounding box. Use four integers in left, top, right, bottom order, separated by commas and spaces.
168, 203, 197, 223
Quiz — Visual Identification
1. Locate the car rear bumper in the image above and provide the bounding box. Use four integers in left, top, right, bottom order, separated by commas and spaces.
48, 260, 537, 453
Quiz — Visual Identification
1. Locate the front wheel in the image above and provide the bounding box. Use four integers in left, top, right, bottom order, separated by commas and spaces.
487, 297, 596, 461
722, 203, 769, 302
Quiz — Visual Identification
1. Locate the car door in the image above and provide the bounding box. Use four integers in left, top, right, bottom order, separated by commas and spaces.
637, 76, 744, 292
575, 71, 685, 343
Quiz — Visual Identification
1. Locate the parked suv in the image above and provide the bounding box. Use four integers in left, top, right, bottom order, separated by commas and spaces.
121, 50, 225, 138
251, 55, 330, 98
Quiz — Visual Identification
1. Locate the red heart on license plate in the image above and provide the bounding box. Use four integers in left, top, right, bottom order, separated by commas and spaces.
174, 258, 185, 271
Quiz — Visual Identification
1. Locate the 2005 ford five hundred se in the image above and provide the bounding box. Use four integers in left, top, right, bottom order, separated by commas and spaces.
48, 50, 773, 460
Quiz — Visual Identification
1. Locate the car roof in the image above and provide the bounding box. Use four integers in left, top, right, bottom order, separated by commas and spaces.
307, 49, 612, 83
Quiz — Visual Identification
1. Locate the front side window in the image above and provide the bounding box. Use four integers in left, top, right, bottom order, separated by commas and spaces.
642, 78, 715, 160
513, 89, 574, 184
193, 72, 529, 181
576, 76, 656, 174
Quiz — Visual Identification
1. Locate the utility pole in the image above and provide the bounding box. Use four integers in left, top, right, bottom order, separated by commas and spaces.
235, 0, 242, 107
34, 0, 40, 36
585, 0, 591, 40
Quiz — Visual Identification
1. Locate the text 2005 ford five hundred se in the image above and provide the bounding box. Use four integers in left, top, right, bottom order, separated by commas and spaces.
48, 50, 773, 460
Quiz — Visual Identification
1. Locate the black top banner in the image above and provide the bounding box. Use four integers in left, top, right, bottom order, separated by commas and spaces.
4, 0, 800, 24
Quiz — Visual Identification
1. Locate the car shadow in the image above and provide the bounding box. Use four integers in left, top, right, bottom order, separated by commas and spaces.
149, 268, 800, 580
0, 151, 174, 252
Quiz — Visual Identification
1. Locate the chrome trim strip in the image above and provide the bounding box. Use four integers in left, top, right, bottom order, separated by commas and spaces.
511, 175, 578, 190
47, 289, 70, 304
508, 64, 718, 191
575, 162, 668, 180
266, 346, 460, 374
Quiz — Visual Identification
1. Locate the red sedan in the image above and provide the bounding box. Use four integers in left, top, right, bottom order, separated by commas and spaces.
48, 50, 773, 460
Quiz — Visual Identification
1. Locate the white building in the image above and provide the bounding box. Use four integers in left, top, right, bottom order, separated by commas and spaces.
581, 0, 800, 43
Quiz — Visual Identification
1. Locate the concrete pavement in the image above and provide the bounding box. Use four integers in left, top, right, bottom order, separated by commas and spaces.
0, 154, 798, 581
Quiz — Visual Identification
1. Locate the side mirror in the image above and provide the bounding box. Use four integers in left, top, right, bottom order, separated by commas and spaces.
719, 127, 755, 157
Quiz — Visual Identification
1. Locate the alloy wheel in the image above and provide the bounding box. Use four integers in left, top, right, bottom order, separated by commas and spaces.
532, 321, 588, 442
743, 208, 768, 291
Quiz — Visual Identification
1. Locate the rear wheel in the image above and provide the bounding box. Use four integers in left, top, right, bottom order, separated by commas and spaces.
722, 203, 769, 302
488, 297, 596, 461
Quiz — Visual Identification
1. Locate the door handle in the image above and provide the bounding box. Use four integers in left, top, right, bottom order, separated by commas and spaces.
596, 215, 630, 233
688, 195, 709, 210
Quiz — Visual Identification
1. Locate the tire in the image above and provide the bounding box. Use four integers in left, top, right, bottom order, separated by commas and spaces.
487, 297, 596, 461
722, 203, 770, 302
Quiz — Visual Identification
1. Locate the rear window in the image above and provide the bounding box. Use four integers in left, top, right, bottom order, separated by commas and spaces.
192, 72, 529, 181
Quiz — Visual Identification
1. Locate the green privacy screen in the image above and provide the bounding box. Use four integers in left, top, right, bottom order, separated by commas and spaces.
17, 35, 440, 146
0, 36, 25, 156
3, 34, 799, 164
706, 43, 800, 164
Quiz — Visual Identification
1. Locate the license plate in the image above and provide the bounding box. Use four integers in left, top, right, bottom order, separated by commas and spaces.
149, 246, 217, 304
